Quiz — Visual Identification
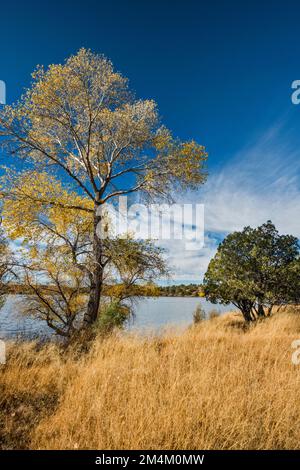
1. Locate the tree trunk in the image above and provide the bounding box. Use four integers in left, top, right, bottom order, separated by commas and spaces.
257, 303, 265, 317
83, 206, 103, 327
239, 300, 255, 322
242, 308, 253, 322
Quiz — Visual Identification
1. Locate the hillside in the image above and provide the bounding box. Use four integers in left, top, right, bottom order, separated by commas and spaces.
1, 308, 300, 450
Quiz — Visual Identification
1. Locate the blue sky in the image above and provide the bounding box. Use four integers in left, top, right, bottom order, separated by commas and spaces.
1, 0, 300, 282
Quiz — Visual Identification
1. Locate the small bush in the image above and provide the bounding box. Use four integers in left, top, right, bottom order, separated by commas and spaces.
208, 308, 220, 320
193, 305, 206, 324
94, 301, 131, 334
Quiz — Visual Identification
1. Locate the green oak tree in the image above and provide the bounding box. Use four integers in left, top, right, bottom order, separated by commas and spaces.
203, 221, 300, 321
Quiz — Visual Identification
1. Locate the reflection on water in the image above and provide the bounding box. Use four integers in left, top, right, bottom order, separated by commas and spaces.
0, 295, 234, 339
127, 297, 232, 333
0, 296, 51, 339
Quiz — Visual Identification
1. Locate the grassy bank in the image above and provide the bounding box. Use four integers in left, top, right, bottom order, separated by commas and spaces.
1, 308, 300, 450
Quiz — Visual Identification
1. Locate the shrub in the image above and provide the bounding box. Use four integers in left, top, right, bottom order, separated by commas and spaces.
193, 305, 206, 324
208, 309, 220, 320
94, 301, 131, 334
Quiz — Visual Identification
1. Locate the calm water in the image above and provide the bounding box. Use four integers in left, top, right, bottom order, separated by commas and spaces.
0, 295, 233, 339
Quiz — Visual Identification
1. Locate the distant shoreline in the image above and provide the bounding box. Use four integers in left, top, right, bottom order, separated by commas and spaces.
3, 284, 202, 298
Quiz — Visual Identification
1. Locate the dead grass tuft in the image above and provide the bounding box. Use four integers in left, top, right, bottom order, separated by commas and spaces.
1, 309, 300, 449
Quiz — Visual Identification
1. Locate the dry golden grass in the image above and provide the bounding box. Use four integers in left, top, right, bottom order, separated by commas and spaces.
1, 308, 300, 450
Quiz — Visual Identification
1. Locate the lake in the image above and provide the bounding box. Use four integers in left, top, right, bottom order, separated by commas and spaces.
0, 295, 234, 339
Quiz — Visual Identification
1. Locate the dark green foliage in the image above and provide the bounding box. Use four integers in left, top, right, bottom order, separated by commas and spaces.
203, 221, 300, 321
95, 301, 131, 334
159, 283, 200, 297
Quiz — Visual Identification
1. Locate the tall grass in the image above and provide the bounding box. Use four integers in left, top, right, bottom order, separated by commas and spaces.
1, 309, 300, 449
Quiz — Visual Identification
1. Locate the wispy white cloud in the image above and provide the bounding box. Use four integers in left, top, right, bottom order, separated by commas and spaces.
203, 121, 300, 236
161, 119, 300, 282
158, 235, 219, 283
10, 120, 300, 284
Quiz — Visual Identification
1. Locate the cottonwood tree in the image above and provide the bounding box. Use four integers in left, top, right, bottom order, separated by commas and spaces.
1, 171, 167, 336
0, 221, 12, 306
203, 221, 300, 322
0, 49, 207, 327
